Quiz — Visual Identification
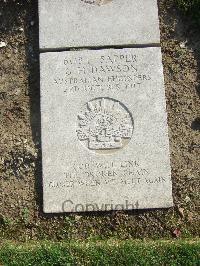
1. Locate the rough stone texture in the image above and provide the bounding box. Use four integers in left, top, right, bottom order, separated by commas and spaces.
39, 0, 160, 50
40, 47, 173, 213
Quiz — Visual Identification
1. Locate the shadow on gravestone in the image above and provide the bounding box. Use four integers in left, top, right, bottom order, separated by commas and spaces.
24, 0, 43, 215
170, 1, 200, 113
173, 8, 200, 134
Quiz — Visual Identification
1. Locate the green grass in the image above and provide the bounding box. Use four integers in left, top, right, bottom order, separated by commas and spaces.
0, 239, 199, 266
176, 0, 200, 25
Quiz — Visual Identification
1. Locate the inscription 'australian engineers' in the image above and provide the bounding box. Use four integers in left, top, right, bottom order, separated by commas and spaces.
53, 53, 152, 94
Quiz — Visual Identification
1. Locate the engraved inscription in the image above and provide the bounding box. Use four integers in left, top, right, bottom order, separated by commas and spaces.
81, 0, 113, 6
47, 159, 167, 190
53, 53, 152, 95
77, 98, 133, 151
48, 160, 150, 189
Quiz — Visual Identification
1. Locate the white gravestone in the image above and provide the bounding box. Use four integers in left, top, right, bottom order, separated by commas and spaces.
39, 0, 160, 50
40, 47, 173, 213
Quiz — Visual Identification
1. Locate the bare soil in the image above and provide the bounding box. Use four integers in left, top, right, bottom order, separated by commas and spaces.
0, 0, 199, 241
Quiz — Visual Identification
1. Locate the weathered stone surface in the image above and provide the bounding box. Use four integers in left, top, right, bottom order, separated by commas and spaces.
39, 0, 160, 50
40, 47, 173, 213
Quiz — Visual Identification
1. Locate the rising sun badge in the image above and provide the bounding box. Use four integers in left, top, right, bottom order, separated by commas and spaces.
77, 98, 134, 151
